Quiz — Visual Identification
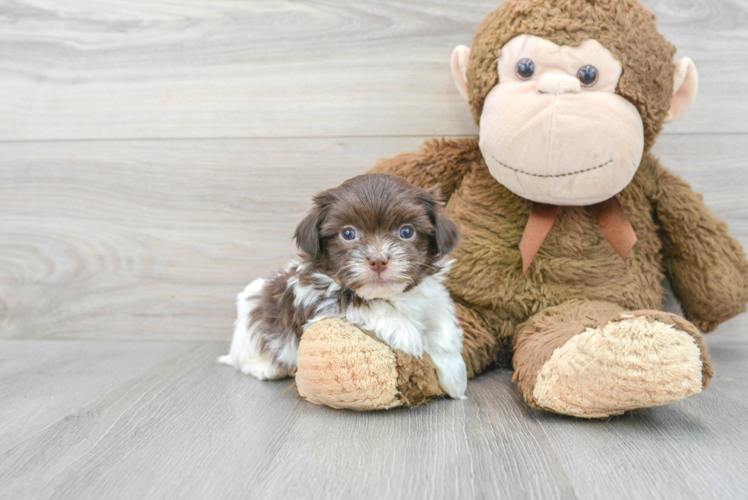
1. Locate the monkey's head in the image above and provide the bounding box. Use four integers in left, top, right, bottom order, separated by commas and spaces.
451, 0, 697, 206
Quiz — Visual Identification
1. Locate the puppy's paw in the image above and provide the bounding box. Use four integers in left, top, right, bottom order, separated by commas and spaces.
218, 353, 289, 381
430, 352, 468, 400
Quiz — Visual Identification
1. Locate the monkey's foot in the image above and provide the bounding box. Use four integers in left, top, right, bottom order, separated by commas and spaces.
531, 311, 712, 418
295, 318, 444, 410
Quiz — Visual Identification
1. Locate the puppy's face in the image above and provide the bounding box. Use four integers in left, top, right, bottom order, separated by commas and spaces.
294, 174, 459, 300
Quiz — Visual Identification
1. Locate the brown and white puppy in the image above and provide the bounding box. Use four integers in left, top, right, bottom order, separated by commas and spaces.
219, 173, 467, 399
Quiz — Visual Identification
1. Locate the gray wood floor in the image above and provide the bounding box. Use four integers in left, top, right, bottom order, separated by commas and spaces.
1, 1, 747, 499
2, 335, 748, 500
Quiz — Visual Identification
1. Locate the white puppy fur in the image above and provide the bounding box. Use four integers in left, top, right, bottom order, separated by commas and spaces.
220, 260, 467, 399
218, 277, 291, 381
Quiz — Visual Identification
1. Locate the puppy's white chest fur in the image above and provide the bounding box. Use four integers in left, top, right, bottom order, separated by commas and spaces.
343, 297, 426, 356
304, 264, 467, 399
328, 275, 456, 358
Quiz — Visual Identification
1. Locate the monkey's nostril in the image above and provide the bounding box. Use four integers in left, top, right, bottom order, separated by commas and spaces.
537, 73, 581, 95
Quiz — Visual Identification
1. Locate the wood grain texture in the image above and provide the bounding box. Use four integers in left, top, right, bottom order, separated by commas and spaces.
0, 340, 199, 453
534, 330, 748, 499
0, 0, 747, 141
1, 1, 747, 498
0, 337, 746, 500
1, 134, 746, 341
0, 136, 427, 340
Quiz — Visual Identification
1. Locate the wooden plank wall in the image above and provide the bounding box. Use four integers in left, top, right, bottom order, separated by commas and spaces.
1, 0, 747, 341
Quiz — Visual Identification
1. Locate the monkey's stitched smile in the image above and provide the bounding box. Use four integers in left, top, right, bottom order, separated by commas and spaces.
490, 155, 614, 178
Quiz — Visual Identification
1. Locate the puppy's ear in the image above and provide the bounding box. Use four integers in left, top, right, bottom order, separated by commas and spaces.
419, 186, 459, 256
294, 191, 333, 256
294, 208, 323, 256
432, 203, 459, 256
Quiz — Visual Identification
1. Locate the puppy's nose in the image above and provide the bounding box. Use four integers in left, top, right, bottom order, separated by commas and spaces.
368, 254, 388, 273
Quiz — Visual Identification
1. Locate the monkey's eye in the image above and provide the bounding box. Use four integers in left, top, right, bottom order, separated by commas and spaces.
399, 226, 415, 240
577, 65, 598, 87
516, 58, 535, 80
341, 228, 357, 241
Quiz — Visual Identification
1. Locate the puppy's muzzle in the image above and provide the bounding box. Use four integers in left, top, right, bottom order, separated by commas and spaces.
368, 253, 388, 274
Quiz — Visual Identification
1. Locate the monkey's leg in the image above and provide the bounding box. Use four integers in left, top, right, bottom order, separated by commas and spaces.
295, 318, 441, 410
512, 300, 713, 418
295, 303, 497, 410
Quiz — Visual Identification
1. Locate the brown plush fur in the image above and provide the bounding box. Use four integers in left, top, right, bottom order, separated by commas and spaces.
652, 167, 748, 332
296, 0, 748, 414
395, 351, 445, 406
370, 138, 747, 403
454, 302, 505, 378
512, 301, 714, 411
512, 300, 627, 409
466, 0, 675, 150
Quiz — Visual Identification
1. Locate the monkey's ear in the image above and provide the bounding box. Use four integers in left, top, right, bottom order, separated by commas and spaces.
665, 57, 698, 123
451, 45, 471, 100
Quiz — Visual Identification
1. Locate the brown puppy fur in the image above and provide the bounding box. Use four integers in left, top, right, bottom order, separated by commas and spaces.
294, 172, 458, 297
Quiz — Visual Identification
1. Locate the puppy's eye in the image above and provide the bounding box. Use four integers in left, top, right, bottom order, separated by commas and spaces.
399, 226, 415, 240
516, 58, 535, 80
577, 65, 598, 87
341, 228, 357, 241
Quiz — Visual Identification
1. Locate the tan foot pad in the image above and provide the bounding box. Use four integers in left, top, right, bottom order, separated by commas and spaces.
533, 315, 704, 418
295, 318, 402, 411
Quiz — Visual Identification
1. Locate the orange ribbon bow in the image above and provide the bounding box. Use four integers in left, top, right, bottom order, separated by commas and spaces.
519, 197, 637, 275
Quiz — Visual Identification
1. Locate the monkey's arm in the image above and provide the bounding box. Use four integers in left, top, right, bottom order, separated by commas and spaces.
368, 138, 479, 202
649, 160, 748, 332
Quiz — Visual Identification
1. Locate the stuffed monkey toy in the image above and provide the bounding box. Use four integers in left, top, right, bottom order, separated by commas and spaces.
293, 0, 748, 418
